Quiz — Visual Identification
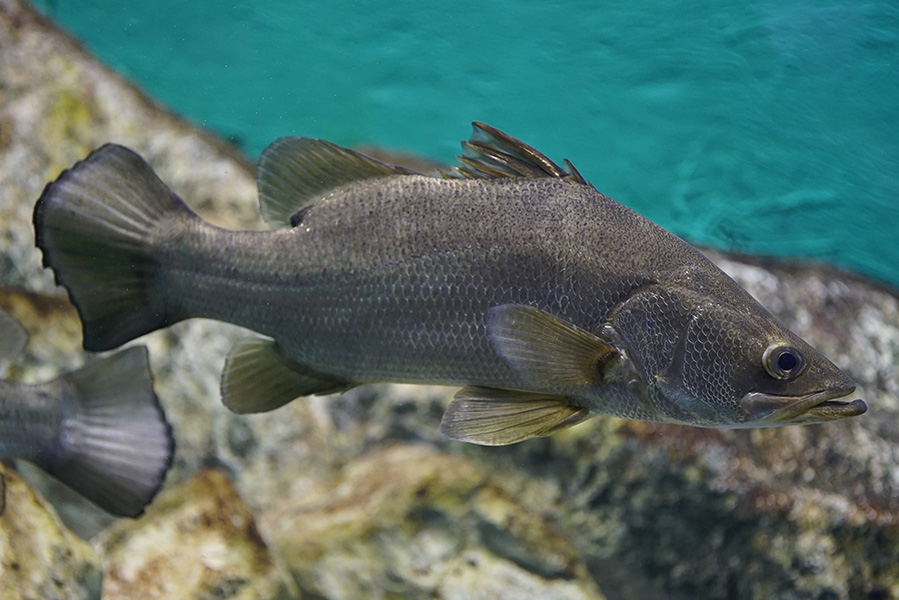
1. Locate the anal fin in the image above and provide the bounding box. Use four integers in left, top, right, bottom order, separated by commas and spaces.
440, 386, 592, 446
221, 337, 352, 414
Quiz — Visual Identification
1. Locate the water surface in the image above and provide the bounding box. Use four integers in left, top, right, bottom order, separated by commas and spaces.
34, 0, 899, 286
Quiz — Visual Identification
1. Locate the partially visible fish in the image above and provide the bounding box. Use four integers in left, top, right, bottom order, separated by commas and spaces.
32, 123, 866, 446
0, 308, 173, 517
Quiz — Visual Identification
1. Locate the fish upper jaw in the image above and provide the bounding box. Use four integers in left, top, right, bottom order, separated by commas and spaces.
740, 384, 867, 426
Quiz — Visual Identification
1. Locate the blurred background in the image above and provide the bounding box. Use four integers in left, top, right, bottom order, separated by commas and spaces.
32, 0, 898, 286
3, 3, 897, 597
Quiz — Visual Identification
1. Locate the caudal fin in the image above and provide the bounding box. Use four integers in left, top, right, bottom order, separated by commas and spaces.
33, 145, 195, 351
38, 346, 174, 518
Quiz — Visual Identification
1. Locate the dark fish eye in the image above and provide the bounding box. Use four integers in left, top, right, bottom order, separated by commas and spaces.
763, 343, 804, 380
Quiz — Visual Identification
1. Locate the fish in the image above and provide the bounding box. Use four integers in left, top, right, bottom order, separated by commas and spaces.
0, 307, 174, 517
32, 122, 866, 446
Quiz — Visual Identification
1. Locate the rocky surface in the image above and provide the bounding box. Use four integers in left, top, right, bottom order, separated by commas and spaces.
264, 445, 606, 600
0, 463, 102, 600
1, 0, 898, 598
98, 469, 294, 599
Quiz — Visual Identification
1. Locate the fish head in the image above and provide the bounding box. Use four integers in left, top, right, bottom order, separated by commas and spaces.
615, 288, 866, 428
732, 324, 866, 428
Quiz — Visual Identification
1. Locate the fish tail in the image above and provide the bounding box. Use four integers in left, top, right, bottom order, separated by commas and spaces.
39, 346, 174, 518
33, 145, 197, 351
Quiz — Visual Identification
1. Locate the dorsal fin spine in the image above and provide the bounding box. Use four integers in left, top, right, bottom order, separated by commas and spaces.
445, 122, 589, 184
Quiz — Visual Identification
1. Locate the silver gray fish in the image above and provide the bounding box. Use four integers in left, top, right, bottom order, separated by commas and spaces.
33, 122, 866, 446
0, 308, 173, 517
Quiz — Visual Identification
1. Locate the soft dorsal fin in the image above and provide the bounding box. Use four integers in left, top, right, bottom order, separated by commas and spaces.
440, 122, 588, 184
256, 137, 420, 227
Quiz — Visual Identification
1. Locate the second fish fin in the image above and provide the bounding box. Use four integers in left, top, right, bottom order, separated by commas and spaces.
440, 386, 592, 446
42, 346, 174, 518
221, 337, 352, 414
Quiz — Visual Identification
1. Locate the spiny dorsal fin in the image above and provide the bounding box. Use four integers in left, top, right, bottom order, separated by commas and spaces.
439, 122, 588, 184
257, 137, 420, 227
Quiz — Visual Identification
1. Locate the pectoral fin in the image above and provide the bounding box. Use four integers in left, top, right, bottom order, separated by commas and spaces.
440, 386, 591, 446
486, 304, 618, 387
221, 337, 352, 414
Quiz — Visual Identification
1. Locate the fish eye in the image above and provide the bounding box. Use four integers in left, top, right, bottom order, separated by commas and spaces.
763, 343, 804, 380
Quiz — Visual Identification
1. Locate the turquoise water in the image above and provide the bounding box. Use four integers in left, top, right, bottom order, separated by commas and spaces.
34, 1, 899, 287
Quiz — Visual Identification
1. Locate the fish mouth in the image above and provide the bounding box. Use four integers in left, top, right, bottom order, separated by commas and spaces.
741, 387, 867, 425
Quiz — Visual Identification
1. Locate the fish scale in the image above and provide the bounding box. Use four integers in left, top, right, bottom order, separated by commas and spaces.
33, 122, 866, 445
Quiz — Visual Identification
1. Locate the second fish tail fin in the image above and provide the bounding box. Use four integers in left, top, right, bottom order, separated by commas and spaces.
34, 144, 196, 351
39, 346, 174, 518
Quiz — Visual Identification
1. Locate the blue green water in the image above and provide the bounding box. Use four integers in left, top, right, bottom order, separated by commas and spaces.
34, 1, 899, 287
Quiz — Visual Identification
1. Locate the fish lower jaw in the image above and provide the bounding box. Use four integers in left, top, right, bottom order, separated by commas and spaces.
799, 396, 868, 421
741, 389, 866, 425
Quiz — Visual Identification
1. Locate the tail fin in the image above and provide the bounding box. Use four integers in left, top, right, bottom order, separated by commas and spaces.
33, 145, 195, 351
38, 346, 174, 518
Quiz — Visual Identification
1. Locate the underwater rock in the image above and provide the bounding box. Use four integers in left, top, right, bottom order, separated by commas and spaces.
0, 0, 259, 294
262, 445, 606, 600
0, 463, 103, 600
97, 469, 294, 599
1, 0, 898, 598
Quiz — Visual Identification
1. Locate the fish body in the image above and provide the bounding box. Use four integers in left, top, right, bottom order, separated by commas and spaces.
33, 123, 865, 445
0, 309, 173, 516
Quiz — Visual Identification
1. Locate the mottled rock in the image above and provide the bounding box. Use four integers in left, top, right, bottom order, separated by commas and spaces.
98, 469, 294, 599
263, 445, 605, 600
0, 0, 259, 296
0, 463, 102, 600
